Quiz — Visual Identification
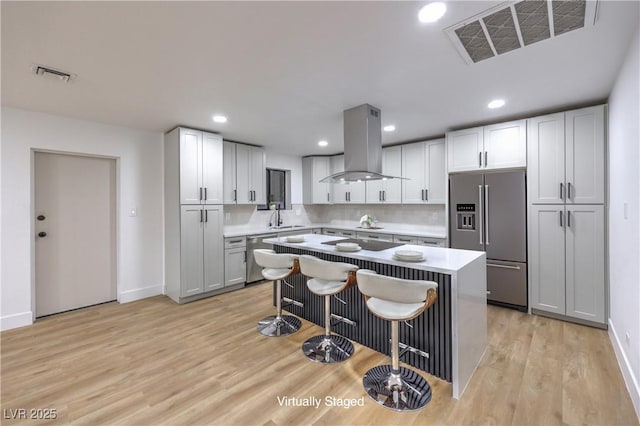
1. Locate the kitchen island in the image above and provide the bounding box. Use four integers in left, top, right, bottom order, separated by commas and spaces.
263, 234, 486, 399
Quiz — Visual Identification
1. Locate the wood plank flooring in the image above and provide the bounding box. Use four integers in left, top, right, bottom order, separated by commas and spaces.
1, 282, 637, 425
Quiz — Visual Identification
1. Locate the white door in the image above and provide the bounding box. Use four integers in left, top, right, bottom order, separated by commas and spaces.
223, 141, 237, 204
225, 248, 246, 286
565, 205, 605, 324
382, 146, 402, 203
529, 205, 566, 315
483, 120, 527, 169
331, 155, 349, 204
203, 206, 224, 292
528, 113, 566, 204
446, 127, 483, 172
565, 105, 605, 204
202, 132, 223, 205
235, 144, 251, 203
426, 140, 446, 204
34, 152, 116, 317
180, 205, 204, 297
179, 128, 203, 204
250, 147, 266, 204
401, 142, 426, 203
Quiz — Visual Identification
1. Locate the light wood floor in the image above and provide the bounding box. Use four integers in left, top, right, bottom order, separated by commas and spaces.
1, 282, 637, 426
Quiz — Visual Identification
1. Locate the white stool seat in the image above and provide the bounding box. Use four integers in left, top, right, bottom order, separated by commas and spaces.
366, 298, 426, 321
254, 249, 297, 270
262, 268, 293, 281
307, 278, 347, 295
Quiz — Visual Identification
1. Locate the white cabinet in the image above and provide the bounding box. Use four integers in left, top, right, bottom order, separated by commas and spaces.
178, 205, 224, 298
322, 228, 356, 238
224, 237, 246, 287
401, 139, 446, 204
175, 128, 223, 205
302, 156, 332, 204
529, 204, 605, 324
366, 146, 402, 204
528, 106, 605, 205
223, 142, 265, 205
331, 155, 365, 204
447, 120, 526, 172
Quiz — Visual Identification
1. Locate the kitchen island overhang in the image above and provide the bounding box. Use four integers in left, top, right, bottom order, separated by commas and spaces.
263, 234, 487, 399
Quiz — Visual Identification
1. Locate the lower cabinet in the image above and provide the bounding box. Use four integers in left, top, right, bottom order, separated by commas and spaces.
529, 204, 605, 324
224, 237, 246, 286
322, 228, 356, 238
356, 231, 393, 242
178, 205, 224, 298
393, 235, 446, 247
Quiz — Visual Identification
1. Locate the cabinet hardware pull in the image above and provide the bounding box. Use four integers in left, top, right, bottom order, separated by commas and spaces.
233, 189, 237, 201
478, 185, 484, 245
487, 263, 521, 270
559, 210, 563, 227
567, 210, 571, 227
484, 151, 488, 167
205, 209, 208, 222
230, 239, 242, 243
200, 209, 203, 223
479, 152, 482, 167
199, 187, 203, 201
560, 183, 564, 200
244, 251, 247, 263
204, 187, 207, 201
567, 182, 572, 200
421, 189, 424, 201
346, 192, 348, 202
383, 190, 386, 201
327, 192, 330, 202
425, 189, 428, 202
379, 190, 382, 201
485, 185, 490, 245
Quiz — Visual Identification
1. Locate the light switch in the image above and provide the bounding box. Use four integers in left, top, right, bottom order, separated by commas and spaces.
129, 208, 137, 217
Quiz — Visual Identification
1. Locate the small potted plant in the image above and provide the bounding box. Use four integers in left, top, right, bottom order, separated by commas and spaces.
360, 214, 375, 228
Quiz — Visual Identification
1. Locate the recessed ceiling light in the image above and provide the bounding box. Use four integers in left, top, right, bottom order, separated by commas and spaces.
487, 99, 506, 109
213, 115, 228, 123
318, 140, 328, 147
383, 125, 396, 132
418, 2, 446, 23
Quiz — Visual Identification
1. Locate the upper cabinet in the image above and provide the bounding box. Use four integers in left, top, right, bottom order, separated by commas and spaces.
401, 139, 446, 204
528, 105, 605, 205
302, 156, 332, 204
447, 120, 526, 172
223, 142, 266, 205
170, 127, 223, 205
331, 155, 365, 204
366, 146, 402, 204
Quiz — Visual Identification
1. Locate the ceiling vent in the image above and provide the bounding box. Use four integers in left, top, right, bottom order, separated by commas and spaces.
445, 0, 598, 64
32, 64, 75, 83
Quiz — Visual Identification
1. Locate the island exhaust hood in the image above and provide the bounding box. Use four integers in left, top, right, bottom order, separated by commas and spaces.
320, 104, 404, 183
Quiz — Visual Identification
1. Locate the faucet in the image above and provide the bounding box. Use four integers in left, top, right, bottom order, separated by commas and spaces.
269, 207, 283, 228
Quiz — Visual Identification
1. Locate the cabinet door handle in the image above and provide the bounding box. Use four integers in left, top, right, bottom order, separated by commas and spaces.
487, 263, 521, 270
560, 183, 564, 200
421, 189, 424, 201
383, 190, 386, 201
567, 210, 571, 228
425, 189, 428, 202
379, 190, 382, 201
327, 192, 330, 202
559, 211, 563, 227
204, 187, 207, 201
484, 185, 489, 245
484, 151, 488, 167
479, 152, 482, 167
233, 189, 237, 202
205, 209, 208, 222
345, 192, 348, 202
567, 182, 572, 200
200, 209, 203, 223
199, 187, 203, 201
478, 185, 484, 245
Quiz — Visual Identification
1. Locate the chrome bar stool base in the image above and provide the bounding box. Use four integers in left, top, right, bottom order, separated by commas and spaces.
363, 365, 432, 411
302, 334, 354, 363
257, 315, 302, 337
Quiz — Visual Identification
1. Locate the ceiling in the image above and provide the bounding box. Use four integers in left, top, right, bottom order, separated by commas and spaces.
2, 1, 638, 156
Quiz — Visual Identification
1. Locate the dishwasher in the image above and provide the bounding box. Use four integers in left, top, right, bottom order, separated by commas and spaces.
246, 233, 278, 283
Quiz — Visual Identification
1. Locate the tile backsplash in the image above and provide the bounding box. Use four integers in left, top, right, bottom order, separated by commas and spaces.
224, 203, 446, 234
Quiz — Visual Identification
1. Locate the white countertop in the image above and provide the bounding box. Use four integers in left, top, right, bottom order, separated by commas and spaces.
224, 223, 447, 239
263, 234, 483, 274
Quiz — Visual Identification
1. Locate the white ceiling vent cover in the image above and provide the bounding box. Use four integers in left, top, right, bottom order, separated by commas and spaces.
445, 0, 598, 64
31, 64, 76, 83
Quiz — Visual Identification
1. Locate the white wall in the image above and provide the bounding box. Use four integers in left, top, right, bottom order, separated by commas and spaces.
608, 28, 640, 418
1, 107, 164, 330
265, 149, 303, 204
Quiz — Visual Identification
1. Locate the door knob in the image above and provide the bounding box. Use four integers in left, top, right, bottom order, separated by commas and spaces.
37, 215, 46, 221
38, 232, 47, 238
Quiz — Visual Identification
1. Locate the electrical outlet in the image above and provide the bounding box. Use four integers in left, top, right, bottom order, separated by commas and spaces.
129, 208, 137, 217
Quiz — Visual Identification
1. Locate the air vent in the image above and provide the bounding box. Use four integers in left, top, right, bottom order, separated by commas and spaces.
446, 0, 597, 64
32, 64, 75, 83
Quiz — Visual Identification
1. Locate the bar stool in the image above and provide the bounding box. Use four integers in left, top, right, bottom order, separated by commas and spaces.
253, 249, 302, 337
299, 255, 358, 363
356, 269, 438, 412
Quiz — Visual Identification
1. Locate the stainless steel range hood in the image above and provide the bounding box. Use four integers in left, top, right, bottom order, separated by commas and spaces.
320, 104, 403, 183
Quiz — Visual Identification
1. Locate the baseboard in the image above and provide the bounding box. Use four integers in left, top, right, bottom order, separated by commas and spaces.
609, 319, 640, 421
119, 284, 164, 303
1, 311, 33, 331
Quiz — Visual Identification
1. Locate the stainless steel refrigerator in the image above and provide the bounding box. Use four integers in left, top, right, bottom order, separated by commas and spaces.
449, 170, 527, 310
